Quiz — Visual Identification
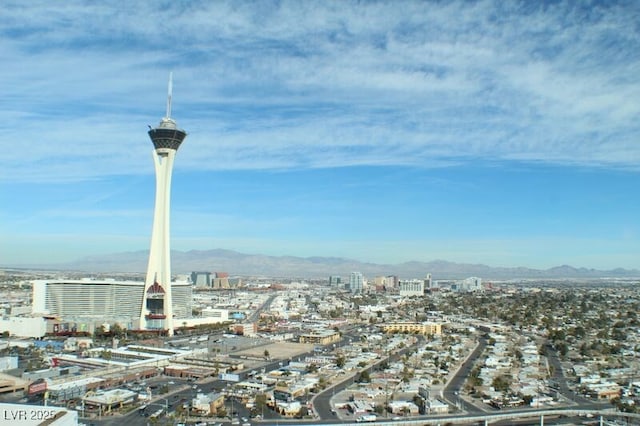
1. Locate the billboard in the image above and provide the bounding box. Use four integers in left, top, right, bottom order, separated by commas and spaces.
219, 373, 240, 382
28, 379, 47, 395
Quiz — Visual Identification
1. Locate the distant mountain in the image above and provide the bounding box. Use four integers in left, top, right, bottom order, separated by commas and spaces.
32, 249, 640, 280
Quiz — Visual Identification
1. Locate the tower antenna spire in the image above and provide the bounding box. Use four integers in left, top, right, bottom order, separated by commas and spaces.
166, 72, 173, 119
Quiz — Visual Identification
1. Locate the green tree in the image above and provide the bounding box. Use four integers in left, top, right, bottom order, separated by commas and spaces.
357, 370, 371, 383
254, 392, 268, 417
110, 323, 124, 338
93, 325, 107, 339
492, 375, 512, 393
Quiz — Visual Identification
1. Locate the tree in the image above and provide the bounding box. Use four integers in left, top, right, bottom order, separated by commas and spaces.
254, 393, 268, 417
357, 370, 371, 383
296, 405, 309, 418
555, 341, 569, 357
110, 323, 124, 338
93, 324, 107, 339
317, 376, 327, 391
263, 349, 270, 359
492, 375, 512, 393
336, 355, 346, 368
401, 365, 413, 382
216, 406, 227, 418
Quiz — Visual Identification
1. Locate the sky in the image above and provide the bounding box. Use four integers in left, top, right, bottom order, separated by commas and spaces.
1, 0, 639, 270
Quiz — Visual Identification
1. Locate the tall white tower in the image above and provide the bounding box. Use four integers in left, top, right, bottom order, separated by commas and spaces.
140, 73, 187, 336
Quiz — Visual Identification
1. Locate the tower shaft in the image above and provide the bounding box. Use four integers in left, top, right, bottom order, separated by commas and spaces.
140, 151, 176, 334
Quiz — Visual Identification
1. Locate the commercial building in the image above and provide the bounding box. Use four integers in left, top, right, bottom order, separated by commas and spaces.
81, 388, 138, 414
381, 322, 442, 335
191, 271, 212, 287
32, 279, 192, 332
0, 372, 28, 394
349, 272, 363, 294
191, 392, 225, 416
329, 276, 342, 288
452, 277, 483, 292
0, 317, 46, 338
399, 279, 425, 297
298, 330, 341, 345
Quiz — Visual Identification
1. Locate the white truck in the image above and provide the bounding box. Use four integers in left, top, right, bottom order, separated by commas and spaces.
356, 414, 377, 422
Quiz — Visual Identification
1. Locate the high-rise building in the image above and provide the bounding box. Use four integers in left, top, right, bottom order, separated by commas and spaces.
424, 273, 433, 290
349, 272, 363, 294
191, 271, 212, 287
139, 74, 187, 336
329, 276, 342, 287
31, 279, 192, 333
386, 275, 399, 289
399, 279, 425, 297
373, 276, 386, 291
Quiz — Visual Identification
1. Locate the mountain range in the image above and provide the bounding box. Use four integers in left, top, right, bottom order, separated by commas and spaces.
20, 249, 640, 280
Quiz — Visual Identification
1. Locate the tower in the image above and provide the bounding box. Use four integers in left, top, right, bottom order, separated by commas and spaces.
139, 73, 187, 336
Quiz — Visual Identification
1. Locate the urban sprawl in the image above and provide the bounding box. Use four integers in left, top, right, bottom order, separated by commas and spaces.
0, 269, 639, 426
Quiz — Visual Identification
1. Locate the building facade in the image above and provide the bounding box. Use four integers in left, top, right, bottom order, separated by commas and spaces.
349, 272, 363, 294
32, 279, 192, 331
381, 322, 442, 335
399, 279, 425, 297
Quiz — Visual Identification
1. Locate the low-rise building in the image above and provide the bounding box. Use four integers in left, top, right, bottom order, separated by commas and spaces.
387, 400, 420, 415
298, 330, 340, 345
424, 398, 449, 414
82, 388, 138, 413
191, 392, 225, 416
381, 322, 442, 335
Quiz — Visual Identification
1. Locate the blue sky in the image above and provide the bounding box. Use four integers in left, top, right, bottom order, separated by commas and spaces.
1, 0, 639, 270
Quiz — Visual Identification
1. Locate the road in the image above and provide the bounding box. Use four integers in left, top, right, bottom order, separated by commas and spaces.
442, 336, 487, 414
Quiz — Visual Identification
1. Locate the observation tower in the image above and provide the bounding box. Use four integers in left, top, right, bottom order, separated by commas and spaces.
139, 73, 187, 336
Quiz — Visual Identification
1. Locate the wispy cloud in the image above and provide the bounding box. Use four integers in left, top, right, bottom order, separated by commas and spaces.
1, 0, 639, 183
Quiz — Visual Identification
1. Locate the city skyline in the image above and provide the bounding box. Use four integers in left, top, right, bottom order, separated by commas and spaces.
1, 1, 639, 270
